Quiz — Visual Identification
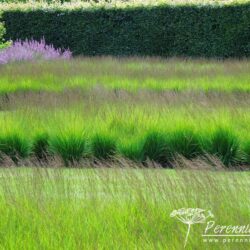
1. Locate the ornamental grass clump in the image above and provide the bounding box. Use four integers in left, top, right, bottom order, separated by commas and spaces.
91, 133, 116, 160
0, 39, 71, 64
117, 138, 144, 162
244, 141, 250, 165
0, 133, 32, 164
208, 128, 240, 167
48, 133, 86, 166
32, 133, 50, 161
169, 130, 202, 159
142, 131, 172, 166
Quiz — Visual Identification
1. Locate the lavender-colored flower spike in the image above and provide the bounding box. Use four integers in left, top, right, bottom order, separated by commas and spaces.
0, 38, 72, 64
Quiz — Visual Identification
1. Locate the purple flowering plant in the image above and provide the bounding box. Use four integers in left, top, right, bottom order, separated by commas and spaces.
0, 38, 72, 64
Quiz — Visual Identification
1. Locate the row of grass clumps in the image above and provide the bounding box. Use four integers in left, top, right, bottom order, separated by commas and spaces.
0, 128, 249, 167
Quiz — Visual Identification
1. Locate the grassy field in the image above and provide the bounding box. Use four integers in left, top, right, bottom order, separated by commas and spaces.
0, 58, 249, 167
0, 102, 250, 166
0, 0, 249, 247
0, 59, 249, 94
0, 57, 249, 248
0, 167, 249, 249
0, 0, 249, 245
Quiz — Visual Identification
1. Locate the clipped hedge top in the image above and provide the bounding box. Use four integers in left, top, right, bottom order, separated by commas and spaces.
2, 1, 250, 58
0, 0, 249, 11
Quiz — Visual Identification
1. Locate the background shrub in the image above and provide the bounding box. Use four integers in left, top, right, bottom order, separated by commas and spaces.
2, 4, 250, 57
0, 12, 7, 49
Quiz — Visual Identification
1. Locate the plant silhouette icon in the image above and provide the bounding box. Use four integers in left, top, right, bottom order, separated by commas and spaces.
170, 208, 214, 247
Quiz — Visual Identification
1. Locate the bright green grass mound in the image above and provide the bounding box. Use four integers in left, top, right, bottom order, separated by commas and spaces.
9, 128, 248, 166
0, 107, 249, 167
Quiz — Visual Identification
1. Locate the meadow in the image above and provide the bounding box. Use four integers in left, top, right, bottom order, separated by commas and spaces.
0, 58, 249, 93
0, 57, 249, 249
0, 0, 249, 246
0, 58, 249, 168
0, 167, 249, 249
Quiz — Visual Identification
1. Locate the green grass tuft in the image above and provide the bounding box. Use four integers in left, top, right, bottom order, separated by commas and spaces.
117, 139, 144, 162
169, 130, 202, 159
142, 131, 172, 166
32, 133, 50, 161
208, 128, 240, 166
91, 134, 116, 159
49, 133, 86, 166
0, 134, 31, 163
244, 141, 250, 165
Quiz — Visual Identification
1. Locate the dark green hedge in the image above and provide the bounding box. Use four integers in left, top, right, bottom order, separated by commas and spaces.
2, 4, 250, 57
0, 12, 6, 48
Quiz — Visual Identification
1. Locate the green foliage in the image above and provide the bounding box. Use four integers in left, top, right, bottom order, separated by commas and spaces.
0, 12, 6, 49
91, 133, 116, 159
0, 57, 248, 168
49, 133, 86, 166
142, 131, 172, 166
208, 128, 240, 166
2, 3, 250, 57
0, 1, 249, 5
117, 139, 144, 162
32, 133, 50, 161
0, 168, 248, 249
244, 141, 250, 165
0, 134, 32, 163
0, 128, 248, 167
169, 130, 202, 159
0, 59, 249, 94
